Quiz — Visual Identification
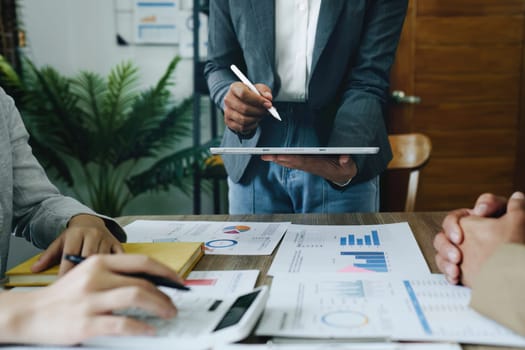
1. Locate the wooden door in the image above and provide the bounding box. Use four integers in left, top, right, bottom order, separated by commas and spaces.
387, 0, 525, 211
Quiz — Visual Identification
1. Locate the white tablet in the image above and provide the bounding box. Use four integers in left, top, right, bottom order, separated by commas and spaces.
85, 286, 269, 349
210, 147, 379, 155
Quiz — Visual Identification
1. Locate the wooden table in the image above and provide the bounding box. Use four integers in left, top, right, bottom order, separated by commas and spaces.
118, 212, 518, 350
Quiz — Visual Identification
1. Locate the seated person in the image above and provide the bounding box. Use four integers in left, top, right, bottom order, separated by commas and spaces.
434, 191, 525, 336
0, 88, 180, 344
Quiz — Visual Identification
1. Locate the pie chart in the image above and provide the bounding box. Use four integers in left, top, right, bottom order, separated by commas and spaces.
223, 225, 251, 234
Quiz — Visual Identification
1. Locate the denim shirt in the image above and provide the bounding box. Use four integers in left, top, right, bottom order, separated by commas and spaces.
0, 88, 125, 281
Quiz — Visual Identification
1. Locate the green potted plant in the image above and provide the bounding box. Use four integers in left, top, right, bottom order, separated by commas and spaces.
0, 55, 217, 216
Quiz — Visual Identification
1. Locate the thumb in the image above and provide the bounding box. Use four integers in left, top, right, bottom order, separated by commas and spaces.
31, 237, 63, 272
507, 191, 525, 213
339, 155, 350, 166
471, 193, 508, 217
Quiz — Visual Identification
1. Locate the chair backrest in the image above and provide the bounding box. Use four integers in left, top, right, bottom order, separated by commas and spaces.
381, 133, 432, 212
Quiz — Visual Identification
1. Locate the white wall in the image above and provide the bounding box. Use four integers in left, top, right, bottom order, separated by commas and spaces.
20, 0, 192, 95
18, 0, 218, 216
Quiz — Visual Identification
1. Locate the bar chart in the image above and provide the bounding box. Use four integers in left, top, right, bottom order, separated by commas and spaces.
340, 230, 380, 247
339, 251, 388, 273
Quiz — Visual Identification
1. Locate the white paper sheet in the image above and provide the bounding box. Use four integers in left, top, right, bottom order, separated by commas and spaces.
164, 269, 259, 297
215, 343, 462, 350
268, 222, 429, 275
124, 220, 290, 255
256, 274, 525, 347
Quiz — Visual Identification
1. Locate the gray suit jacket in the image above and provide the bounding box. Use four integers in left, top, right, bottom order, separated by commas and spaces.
0, 89, 125, 281
205, 0, 408, 184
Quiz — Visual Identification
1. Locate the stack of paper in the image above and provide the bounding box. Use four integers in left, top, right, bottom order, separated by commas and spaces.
259, 223, 525, 347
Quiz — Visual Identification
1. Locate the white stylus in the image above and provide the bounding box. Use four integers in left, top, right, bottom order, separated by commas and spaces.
230, 64, 282, 121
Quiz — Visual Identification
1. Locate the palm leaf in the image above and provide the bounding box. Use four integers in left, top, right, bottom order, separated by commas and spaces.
126, 140, 216, 196
0, 54, 24, 101
103, 61, 139, 128
71, 71, 107, 132
22, 61, 94, 163
111, 57, 186, 164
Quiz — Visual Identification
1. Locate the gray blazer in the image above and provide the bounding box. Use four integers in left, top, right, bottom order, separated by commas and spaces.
0, 89, 125, 281
205, 0, 407, 184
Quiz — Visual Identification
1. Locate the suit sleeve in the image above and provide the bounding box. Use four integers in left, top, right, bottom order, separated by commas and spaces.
204, 0, 243, 109
470, 243, 525, 336
328, 0, 408, 183
5, 92, 126, 248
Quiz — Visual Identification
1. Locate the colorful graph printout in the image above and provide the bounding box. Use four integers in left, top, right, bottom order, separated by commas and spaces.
268, 222, 428, 275
257, 274, 525, 347
124, 220, 289, 255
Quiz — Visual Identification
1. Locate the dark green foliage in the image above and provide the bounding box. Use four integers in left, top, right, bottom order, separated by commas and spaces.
0, 55, 213, 216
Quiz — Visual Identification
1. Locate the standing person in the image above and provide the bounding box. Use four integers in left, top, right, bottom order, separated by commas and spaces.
0, 88, 180, 344
205, 0, 408, 214
434, 191, 525, 336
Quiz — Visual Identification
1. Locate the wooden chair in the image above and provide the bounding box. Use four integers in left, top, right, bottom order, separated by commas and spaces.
381, 133, 432, 212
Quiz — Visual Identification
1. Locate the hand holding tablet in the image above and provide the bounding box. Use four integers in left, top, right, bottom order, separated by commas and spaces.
210, 147, 379, 155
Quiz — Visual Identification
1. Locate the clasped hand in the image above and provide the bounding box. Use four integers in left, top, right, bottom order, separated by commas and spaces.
434, 191, 525, 287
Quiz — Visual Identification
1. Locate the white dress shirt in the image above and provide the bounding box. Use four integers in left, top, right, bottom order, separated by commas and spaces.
275, 0, 322, 102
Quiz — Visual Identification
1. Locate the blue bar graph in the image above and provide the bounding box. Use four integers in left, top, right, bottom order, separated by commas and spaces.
340, 230, 381, 247
321, 281, 365, 297
340, 251, 388, 272
372, 230, 380, 245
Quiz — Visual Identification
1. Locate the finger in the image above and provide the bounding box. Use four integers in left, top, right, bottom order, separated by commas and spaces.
254, 83, 273, 102
471, 193, 508, 217
90, 286, 177, 319
89, 255, 185, 285
80, 231, 105, 257
59, 231, 85, 275
80, 315, 156, 340
261, 154, 277, 162
433, 232, 461, 264
111, 242, 125, 254
435, 253, 460, 284
441, 208, 470, 244
225, 90, 269, 116
507, 191, 525, 213
224, 107, 261, 134
339, 155, 351, 166
97, 238, 114, 255
230, 82, 270, 107
31, 235, 64, 273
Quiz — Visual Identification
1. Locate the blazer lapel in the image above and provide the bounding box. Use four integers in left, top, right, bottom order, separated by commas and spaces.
248, 0, 275, 71
311, 0, 345, 75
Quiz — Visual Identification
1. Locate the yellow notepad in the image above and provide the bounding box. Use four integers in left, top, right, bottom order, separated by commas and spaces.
5, 241, 204, 287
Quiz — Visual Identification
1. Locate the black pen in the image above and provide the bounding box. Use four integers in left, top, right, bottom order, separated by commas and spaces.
64, 254, 190, 291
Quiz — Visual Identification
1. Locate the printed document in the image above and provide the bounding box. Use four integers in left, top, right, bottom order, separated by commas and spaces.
256, 274, 525, 347
268, 223, 429, 275
125, 220, 289, 255
215, 343, 461, 350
